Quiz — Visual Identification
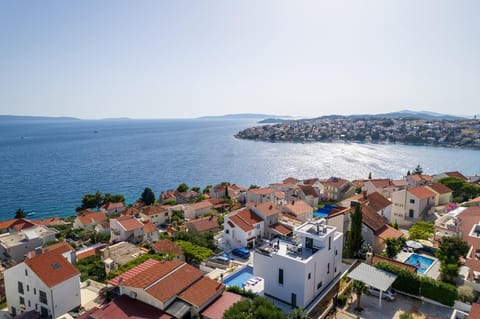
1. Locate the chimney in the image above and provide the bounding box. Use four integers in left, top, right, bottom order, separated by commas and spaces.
363, 191, 367, 200
292, 200, 295, 205
269, 205, 272, 210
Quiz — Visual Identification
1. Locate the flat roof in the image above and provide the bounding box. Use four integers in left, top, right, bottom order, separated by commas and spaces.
347, 263, 397, 291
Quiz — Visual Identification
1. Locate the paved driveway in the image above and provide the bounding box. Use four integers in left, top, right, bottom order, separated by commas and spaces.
337, 293, 453, 319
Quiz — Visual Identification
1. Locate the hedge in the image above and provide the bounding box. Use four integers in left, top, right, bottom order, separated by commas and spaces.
375, 262, 457, 306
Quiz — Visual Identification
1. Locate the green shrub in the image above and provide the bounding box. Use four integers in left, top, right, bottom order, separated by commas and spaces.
458, 285, 477, 303
336, 294, 347, 307
374, 262, 457, 306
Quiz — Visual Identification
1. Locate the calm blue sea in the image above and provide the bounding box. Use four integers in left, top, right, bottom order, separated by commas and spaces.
0, 118, 479, 221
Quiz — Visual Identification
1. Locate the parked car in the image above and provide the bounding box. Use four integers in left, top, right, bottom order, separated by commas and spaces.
209, 256, 230, 265
366, 286, 396, 301
231, 247, 250, 259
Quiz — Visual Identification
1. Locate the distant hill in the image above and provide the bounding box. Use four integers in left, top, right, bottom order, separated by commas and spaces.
316, 110, 465, 121
197, 113, 294, 120
258, 118, 294, 124
0, 115, 80, 121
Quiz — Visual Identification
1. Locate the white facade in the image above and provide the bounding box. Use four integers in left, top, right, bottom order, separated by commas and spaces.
223, 209, 264, 249
254, 220, 343, 308
4, 262, 81, 318
391, 190, 434, 226
0, 226, 57, 263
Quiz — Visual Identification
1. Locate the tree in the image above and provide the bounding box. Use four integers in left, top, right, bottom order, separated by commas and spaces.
14, 208, 27, 219
413, 165, 423, 175
74, 255, 106, 282
191, 186, 200, 193
81, 191, 104, 209
288, 307, 307, 319
407, 170, 411, 176
436, 236, 469, 283
175, 240, 213, 263
249, 184, 259, 189
176, 183, 189, 193
368, 172, 372, 180
223, 296, 286, 319
202, 185, 212, 194
140, 187, 155, 205
457, 285, 477, 303
408, 221, 433, 241
385, 237, 405, 258
103, 193, 125, 204
345, 204, 363, 258
352, 280, 367, 312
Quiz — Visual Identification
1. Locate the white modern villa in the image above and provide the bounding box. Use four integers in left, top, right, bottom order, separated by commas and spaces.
254, 219, 343, 308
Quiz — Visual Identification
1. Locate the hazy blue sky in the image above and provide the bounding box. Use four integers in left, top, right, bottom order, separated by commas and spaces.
1, 1, 479, 119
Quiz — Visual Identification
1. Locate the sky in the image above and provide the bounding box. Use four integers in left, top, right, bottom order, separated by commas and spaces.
0, 0, 479, 119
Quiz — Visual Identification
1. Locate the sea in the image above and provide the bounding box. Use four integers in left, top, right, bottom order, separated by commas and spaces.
0, 118, 479, 221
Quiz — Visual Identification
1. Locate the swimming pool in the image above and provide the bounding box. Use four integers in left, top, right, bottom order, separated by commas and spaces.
404, 253, 436, 274
223, 265, 255, 288
314, 205, 338, 218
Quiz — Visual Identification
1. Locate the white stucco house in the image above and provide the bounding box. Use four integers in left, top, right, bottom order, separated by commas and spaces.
4, 249, 81, 318
391, 186, 436, 226
254, 219, 343, 308
223, 208, 264, 249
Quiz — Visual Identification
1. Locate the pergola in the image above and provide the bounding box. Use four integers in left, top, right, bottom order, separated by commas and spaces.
347, 263, 397, 307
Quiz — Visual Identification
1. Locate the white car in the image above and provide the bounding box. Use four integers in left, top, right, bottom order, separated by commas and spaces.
366, 286, 396, 301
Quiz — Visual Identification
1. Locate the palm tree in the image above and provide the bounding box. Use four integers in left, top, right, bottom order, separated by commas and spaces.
352, 280, 367, 312
14, 208, 27, 219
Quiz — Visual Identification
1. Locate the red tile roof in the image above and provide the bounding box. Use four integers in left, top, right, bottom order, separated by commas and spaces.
201, 291, 244, 319
284, 200, 314, 217
141, 205, 168, 216
361, 205, 388, 233
185, 216, 219, 233
427, 183, 453, 195
32, 217, 66, 227
445, 171, 467, 180
322, 177, 349, 189
458, 207, 480, 278
143, 222, 158, 234
283, 177, 300, 185
299, 185, 319, 198
77, 210, 107, 225
228, 208, 262, 232
179, 276, 224, 307
0, 218, 36, 232
146, 264, 204, 303
368, 179, 393, 188
108, 259, 162, 286
366, 192, 392, 212
123, 207, 139, 216
248, 187, 274, 195
25, 249, 80, 287
152, 240, 183, 256
102, 202, 125, 210
270, 223, 292, 236
468, 303, 480, 319
408, 186, 436, 200
251, 202, 281, 217
115, 215, 144, 231
123, 261, 183, 288
376, 225, 404, 240
78, 295, 171, 319
187, 200, 213, 211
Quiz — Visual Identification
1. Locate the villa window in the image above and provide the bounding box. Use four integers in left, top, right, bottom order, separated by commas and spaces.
327, 263, 330, 274
409, 209, 414, 218
225, 229, 230, 234
328, 237, 331, 250
308, 273, 311, 280
317, 281, 323, 289
39, 290, 47, 305
410, 199, 415, 204
19, 296, 24, 307
278, 268, 284, 285
25, 269, 28, 276
18, 281, 24, 294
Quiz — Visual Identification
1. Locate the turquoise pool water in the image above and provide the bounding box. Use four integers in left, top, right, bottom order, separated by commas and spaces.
404, 253, 435, 274
223, 265, 255, 288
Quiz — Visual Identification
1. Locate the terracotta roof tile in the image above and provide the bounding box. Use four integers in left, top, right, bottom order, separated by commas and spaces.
141, 205, 168, 216
102, 202, 125, 210
270, 223, 292, 236
115, 216, 144, 231
366, 192, 392, 212
108, 259, 162, 286
322, 177, 349, 188
427, 183, 453, 195
408, 186, 436, 200
0, 218, 36, 232
468, 303, 480, 319
143, 222, 158, 234
201, 291, 244, 319
445, 171, 467, 180
251, 202, 281, 217
376, 225, 404, 240
361, 205, 387, 233
25, 249, 80, 287
283, 200, 314, 217
179, 276, 224, 307
77, 210, 107, 225
283, 177, 300, 185
248, 187, 274, 195
77, 295, 171, 319
299, 185, 319, 198
185, 216, 219, 233
228, 208, 262, 232
186, 200, 213, 211
152, 240, 183, 256
123, 207, 139, 216
146, 264, 204, 303
368, 179, 393, 188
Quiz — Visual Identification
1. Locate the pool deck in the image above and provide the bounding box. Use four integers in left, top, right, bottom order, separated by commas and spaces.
395, 251, 440, 279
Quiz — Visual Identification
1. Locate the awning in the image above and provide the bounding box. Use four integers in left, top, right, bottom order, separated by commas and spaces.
165, 299, 191, 318
347, 263, 397, 292
406, 240, 423, 249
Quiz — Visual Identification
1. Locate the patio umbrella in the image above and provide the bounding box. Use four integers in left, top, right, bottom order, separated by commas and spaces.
417, 239, 433, 247
405, 240, 423, 249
